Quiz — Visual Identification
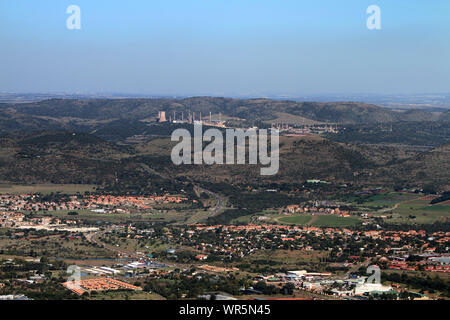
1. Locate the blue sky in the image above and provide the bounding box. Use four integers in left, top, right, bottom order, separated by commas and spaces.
1, 0, 449, 96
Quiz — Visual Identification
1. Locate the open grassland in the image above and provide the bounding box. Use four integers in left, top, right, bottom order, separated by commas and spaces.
33, 208, 192, 224
350, 192, 449, 225
278, 214, 360, 227
230, 209, 279, 224
248, 249, 326, 264
0, 234, 114, 259
238, 249, 331, 273
0, 184, 97, 194
100, 233, 169, 255
387, 199, 450, 224
349, 192, 421, 208
364, 192, 420, 206
278, 215, 312, 225
90, 290, 165, 300
231, 214, 258, 224
238, 292, 339, 300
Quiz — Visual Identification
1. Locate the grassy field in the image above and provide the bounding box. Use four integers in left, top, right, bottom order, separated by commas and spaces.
101, 230, 171, 253
240, 249, 330, 273
90, 290, 165, 300
349, 192, 449, 225
386, 199, 450, 224
0, 234, 114, 259
279, 215, 360, 227
32, 208, 191, 224
231, 209, 279, 224
311, 215, 360, 227
278, 215, 312, 225
230, 214, 254, 224
0, 184, 97, 194
248, 249, 326, 264
351, 192, 420, 208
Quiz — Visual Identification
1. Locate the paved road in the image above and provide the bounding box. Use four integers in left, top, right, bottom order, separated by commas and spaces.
345, 257, 372, 278
196, 186, 224, 217
376, 196, 421, 214
86, 226, 178, 271
87, 226, 144, 260
140, 163, 225, 217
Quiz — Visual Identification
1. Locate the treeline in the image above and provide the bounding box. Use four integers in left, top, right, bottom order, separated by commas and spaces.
430, 191, 450, 204
199, 181, 305, 211
382, 272, 450, 297
142, 273, 244, 299
207, 209, 253, 225
381, 222, 450, 233
325, 121, 450, 147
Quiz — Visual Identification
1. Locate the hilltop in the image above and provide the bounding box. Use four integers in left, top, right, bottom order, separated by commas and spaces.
133, 135, 450, 190
379, 143, 450, 191
1, 97, 446, 129
0, 132, 133, 185
0, 131, 447, 192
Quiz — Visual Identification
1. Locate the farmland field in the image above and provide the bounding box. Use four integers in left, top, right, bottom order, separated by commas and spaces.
90, 291, 166, 300
279, 215, 360, 227
0, 184, 96, 195
354, 192, 421, 208
0, 234, 114, 259
31, 209, 192, 224
387, 199, 450, 224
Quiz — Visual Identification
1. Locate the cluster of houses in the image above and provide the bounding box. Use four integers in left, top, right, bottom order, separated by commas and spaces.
0, 193, 195, 224
86, 194, 191, 208
0, 211, 65, 228
385, 254, 450, 273
0, 193, 192, 214
0, 211, 94, 231
251, 270, 398, 298
148, 223, 450, 273
0, 194, 81, 211
62, 277, 142, 296
0, 211, 25, 227
283, 204, 351, 217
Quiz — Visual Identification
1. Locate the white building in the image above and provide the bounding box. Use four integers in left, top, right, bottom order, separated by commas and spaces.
287, 270, 307, 277
354, 283, 393, 295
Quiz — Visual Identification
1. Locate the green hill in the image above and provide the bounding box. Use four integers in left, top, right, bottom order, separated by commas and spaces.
2, 97, 443, 126
0, 130, 447, 192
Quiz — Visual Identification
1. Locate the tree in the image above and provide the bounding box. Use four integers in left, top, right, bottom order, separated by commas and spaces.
282, 283, 295, 295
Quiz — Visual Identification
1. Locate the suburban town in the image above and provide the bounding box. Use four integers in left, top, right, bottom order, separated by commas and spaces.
1, 3, 449, 318
0, 188, 448, 301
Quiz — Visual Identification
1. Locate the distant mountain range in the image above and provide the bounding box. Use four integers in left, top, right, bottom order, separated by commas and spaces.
0, 98, 447, 191
0, 98, 449, 139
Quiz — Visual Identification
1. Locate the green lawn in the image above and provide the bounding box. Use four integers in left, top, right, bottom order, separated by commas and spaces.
279, 215, 312, 225
383, 200, 450, 225
231, 214, 254, 224
350, 192, 449, 225
0, 184, 96, 194
279, 215, 360, 227
418, 205, 450, 212
360, 192, 421, 207
310, 215, 360, 227
31, 208, 190, 223
90, 290, 165, 300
